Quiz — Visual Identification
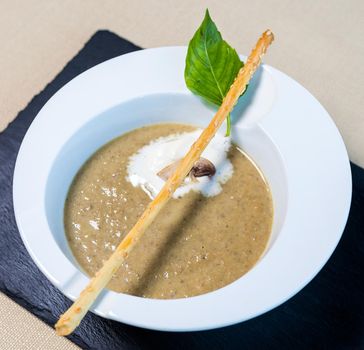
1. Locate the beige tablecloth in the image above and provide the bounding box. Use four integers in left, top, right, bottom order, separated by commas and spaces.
0, 1, 363, 348
0, 293, 77, 349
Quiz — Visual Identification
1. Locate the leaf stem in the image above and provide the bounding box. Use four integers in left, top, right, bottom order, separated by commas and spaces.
225, 114, 231, 137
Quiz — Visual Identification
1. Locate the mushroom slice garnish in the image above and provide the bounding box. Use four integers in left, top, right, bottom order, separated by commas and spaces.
157, 158, 216, 182
157, 160, 182, 181
190, 157, 216, 179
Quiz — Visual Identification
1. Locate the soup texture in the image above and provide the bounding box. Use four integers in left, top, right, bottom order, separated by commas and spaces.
65, 124, 273, 299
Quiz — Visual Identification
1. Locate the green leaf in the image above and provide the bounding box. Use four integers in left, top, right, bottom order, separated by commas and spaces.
184, 9, 243, 135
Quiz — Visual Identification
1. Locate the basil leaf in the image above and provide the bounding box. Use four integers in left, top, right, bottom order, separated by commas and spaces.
184, 10, 243, 135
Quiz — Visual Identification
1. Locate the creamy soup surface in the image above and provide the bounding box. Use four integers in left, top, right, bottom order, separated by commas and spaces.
65, 124, 273, 299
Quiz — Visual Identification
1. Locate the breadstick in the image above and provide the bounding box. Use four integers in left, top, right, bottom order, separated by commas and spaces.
55, 30, 274, 336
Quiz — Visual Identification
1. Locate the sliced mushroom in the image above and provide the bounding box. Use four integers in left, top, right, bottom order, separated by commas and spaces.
157, 157, 216, 182
190, 158, 216, 179
157, 160, 181, 181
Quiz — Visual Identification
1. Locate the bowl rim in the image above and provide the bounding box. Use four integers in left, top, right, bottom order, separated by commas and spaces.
13, 46, 352, 331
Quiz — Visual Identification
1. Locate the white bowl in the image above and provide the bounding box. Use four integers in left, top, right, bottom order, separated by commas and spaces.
13, 47, 351, 331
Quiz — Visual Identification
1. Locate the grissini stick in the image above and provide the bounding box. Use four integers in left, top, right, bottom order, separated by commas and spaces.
55, 29, 274, 336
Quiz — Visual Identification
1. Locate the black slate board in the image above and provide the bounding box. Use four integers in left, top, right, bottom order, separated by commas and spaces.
0, 30, 363, 350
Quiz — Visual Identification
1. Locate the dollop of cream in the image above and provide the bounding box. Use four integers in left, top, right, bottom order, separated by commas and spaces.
126, 129, 233, 199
